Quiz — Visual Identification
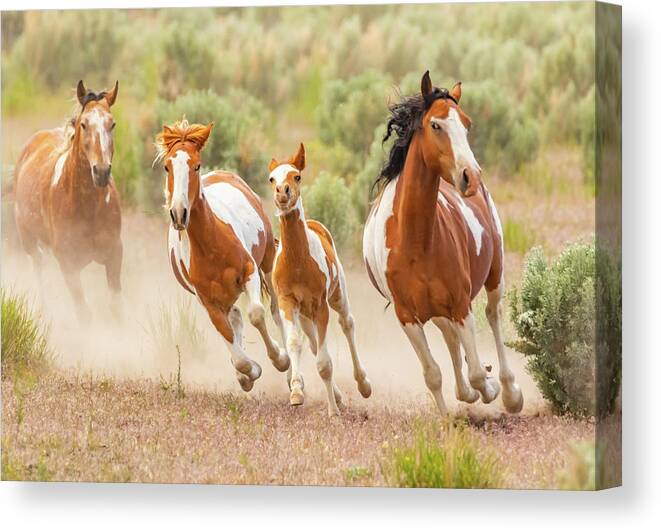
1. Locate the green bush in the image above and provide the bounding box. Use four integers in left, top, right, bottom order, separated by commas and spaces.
509, 243, 621, 417
303, 172, 356, 249
381, 422, 504, 489
1, 288, 52, 380
111, 107, 143, 206
153, 89, 271, 192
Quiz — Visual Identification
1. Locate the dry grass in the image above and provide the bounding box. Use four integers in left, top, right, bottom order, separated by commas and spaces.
1, 372, 594, 487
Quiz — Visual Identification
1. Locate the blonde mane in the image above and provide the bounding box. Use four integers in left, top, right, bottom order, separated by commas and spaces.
154, 118, 211, 165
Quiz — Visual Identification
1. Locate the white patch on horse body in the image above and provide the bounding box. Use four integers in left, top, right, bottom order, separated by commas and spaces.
453, 192, 484, 256
203, 180, 265, 256
269, 164, 297, 186
362, 176, 397, 301
168, 225, 196, 294
170, 150, 190, 205
51, 152, 68, 187
437, 190, 450, 209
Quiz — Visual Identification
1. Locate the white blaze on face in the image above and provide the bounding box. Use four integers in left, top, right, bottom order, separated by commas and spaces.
432, 108, 480, 184
169, 150, 191, 208
269, 163, 297, 186
88, 108, 113, 167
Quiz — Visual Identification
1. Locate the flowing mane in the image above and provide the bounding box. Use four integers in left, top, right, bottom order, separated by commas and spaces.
376, 87, 457, 190
154, 118, 213, 164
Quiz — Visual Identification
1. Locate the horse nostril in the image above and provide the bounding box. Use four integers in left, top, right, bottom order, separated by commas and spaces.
181, 208, 188, 225
284, 184, 290, 194
463, 170, 470, 185
169, 209, 176, 224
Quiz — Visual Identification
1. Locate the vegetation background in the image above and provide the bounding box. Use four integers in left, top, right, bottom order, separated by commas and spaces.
1, 2, 596, 252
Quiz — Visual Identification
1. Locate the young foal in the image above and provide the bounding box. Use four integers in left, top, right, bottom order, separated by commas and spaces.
363, 71, 523, 415
14, 80, 123, 320
269, 144, 371, 416
156, 119, 289, 391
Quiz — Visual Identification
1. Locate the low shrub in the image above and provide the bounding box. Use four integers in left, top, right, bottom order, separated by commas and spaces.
1, 288, 52, 380
381, 421, 504, 489
302, 172, 357, 249
509, 243, 621, 417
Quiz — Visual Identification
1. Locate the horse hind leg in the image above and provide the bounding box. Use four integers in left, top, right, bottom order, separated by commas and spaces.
485, 285, 523, 413
432, 317, 479, 404
329, 273, 371, 399
60, 264, 92, 324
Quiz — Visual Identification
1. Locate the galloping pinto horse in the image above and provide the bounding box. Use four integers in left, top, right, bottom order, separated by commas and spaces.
14, 81, 123, 320
268, 144, 371, 416
363, 71, 523, 415
156, 119, 290, 391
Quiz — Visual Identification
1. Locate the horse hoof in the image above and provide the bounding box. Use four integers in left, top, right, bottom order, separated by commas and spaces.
234, 359, 262, 381
237, 374, 254, 392
357, 378, 372, 399
480, 378, 501, 404
457, 386, 480, 404
290, 388, 304, 406
503, 383, 524, 413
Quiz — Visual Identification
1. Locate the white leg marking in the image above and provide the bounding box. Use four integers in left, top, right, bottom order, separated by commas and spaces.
283, 309, 305, 405
453, 313, 500, 404
432, 317, 479, 404
245, 267, 290, 372
401, 323, 448, 414
486, 285, 523, 413
222, 305, 261, 391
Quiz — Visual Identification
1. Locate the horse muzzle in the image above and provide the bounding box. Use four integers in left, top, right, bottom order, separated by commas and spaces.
92, 164, 112, 187
170, 200, 189, 231
459, 167, 480, 197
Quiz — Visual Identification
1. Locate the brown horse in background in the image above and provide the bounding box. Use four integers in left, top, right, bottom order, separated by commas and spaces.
13, 81, 123, 321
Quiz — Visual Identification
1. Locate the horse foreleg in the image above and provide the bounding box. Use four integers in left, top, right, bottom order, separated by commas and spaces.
485, 286, 523, 413
245, 268, 290, 372
60, 264, 91, 324
203, 300, 262, 391
104, 242, 123, 319
282, 305, 305, 405
432, 317, 479, 404
454, 312, 500, 404
400, 322, 448, 415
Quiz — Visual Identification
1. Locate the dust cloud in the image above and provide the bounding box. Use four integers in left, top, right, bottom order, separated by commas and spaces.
1, 209, 544, 414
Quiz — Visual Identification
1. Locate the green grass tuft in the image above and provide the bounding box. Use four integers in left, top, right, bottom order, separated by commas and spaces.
1, 288, 52, 380
503, 218, 535, 254
381, 421, 504, 489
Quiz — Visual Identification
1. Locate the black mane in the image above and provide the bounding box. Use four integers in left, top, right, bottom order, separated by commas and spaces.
375, 86, 456, 190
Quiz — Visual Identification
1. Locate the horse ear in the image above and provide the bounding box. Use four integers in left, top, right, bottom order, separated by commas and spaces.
421, 71, 433, 98
291, 143, 305, 171
105, 80, 119, 107
268, 158, 279, 173
77, 80, 87, 106
198, 122, 214, 150
451, 81, 462, 103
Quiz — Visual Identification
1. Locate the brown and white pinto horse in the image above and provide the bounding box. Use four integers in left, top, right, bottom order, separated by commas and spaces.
363, 71, 523, 415
268, 144, 371, 416
156, 119, 290, 391
14, 81, 122, 321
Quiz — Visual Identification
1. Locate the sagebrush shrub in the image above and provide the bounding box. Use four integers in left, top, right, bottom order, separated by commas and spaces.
303, 172, 356, 249
509, 243, 621, 417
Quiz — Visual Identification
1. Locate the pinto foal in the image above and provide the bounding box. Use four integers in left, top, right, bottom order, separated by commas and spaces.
268, 144, 371, 416
156, 119, 289, 391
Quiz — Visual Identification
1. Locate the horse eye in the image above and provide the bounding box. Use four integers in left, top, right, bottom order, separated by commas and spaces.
110, 122, 116, 130
295, 174, 301, 182
80, 122, 87, 130
431, 121, 441, 130
164, 166, 169, 174
269, 177, 274, 184
195, 164, 201, 172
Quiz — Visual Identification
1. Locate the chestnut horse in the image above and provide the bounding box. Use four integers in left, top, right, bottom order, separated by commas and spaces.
14, 81, 122, 321
363, 71, 523, 415
268, 144, 371, 416
156, 119, 290, 391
